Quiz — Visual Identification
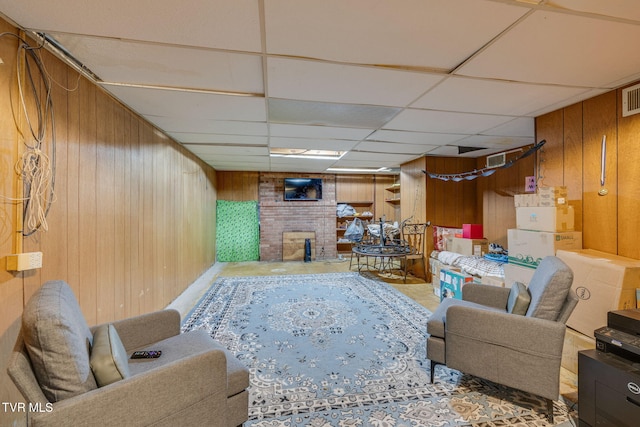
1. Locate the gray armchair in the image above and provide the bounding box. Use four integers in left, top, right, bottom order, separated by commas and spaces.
7, 280, 249, 427
426, 256, 577, 423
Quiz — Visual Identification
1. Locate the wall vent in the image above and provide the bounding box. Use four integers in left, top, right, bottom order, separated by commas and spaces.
486, 152, 506, 169
622, 83, 640, 117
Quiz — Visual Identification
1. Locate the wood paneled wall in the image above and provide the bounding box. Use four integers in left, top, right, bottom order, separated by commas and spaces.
536, 83, 640, 259
0, 21, 217, 425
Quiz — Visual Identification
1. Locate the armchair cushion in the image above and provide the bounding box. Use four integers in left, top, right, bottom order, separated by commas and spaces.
525, 256, 573, 321
507, 282, 530, 315
22, 281, 97, 402
90, 324, 130, 387
427, 297, 505, 339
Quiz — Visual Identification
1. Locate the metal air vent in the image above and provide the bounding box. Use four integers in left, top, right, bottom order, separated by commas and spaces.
622, 83, 640, 117
486, 152, 506, 169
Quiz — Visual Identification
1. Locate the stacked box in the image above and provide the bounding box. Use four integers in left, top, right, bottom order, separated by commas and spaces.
440, 268, 474, 301
537, 186, 568, 207
462, 224, 483, 239
507, 229, 582, 269
447, 237, 489, 256
516, 205, 575, 232
557, 249, 640, 336
507, 186, 581, 272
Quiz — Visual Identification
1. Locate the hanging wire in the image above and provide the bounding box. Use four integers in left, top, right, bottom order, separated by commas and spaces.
0, 32, 57, 236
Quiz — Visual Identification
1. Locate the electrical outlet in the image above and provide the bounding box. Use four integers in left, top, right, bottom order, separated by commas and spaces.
6, 252, 43, 271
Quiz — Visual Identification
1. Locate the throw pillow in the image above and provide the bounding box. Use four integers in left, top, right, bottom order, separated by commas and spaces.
525, 256, 574, 320
22, 281, 98, 402
507, 282, 531, 315
90, 324, 131, 387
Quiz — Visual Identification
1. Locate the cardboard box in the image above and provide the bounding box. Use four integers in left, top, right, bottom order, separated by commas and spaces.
474, 275, 505, 287
503, 263, 536, 287
440, 268, 474, 301
514, 186, 567, 208
462, 224, 483, 239
514, 193, 540, 207
507, 229, 582, 269
516, 206, 575, 232
447, 237, 489, 256
537, 186, 567, 207
556, 249, 640, 337
432, 274, 440, 297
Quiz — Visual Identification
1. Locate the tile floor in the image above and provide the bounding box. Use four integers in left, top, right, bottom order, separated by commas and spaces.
169, 258, 579, 409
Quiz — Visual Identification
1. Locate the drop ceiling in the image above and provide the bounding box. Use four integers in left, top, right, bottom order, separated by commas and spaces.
2, 0, 640, 173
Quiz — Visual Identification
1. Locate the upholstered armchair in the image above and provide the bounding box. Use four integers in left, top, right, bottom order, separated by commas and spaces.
8, 280, 249, 427
426, 256, 577, 423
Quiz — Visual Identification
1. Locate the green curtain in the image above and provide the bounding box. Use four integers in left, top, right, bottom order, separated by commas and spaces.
216, 200, 260, 262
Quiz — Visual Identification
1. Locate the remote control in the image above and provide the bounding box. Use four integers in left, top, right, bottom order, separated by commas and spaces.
130, 350, 162, 359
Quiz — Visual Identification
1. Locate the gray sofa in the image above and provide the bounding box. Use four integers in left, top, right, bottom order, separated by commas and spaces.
8, 280, 249, 427
426, 256, 578, 423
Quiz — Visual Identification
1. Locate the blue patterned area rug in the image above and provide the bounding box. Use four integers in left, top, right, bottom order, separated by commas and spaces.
182, 272, 574, 426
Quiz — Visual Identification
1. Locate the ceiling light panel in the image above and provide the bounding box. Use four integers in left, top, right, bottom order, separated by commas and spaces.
383, 109, 514, 134
2, 0, 262, 52
267, 57, 444, 107
458, 10, 640, 88
268, 99, 401, 128
105, 85, 266, 121
48, 33, 264, 93
412, 76, 589, 116
264, 0, 528, 69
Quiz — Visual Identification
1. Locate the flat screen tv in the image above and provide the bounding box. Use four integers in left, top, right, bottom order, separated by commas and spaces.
284, 178, 322, 201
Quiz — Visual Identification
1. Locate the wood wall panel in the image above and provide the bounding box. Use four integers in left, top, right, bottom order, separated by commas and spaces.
215, 171, 259, 201
582, 91, 617, 253
401, 157, 426, 225
0, 23, 26, 427
617, 86, 640, 259
336, 174, 375, 203
535, 110, 565, 187
563, 103, 584, 232
0, 20, 217, 422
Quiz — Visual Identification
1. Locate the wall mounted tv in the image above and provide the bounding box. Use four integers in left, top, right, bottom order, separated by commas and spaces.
284, 178, 323, 201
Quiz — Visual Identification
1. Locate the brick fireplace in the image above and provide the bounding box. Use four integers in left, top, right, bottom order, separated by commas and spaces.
259, 173, 337, 261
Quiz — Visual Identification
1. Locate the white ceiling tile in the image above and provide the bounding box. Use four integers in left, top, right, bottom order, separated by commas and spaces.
268, 99, 401, 128
366, 130, 469, 145
183, 145, 269, 156
481, 117, 535, 138
161, 120, 268, 136
104, 85, 266, 121
341, 151, 418, 164
354, 140, 440, 155
49, 33, 264, 93
383, 109, 514, 134
458, 10, 640, 88
270, 124, 373, 140
268, 137, 359, 152
264, 0, 528, 69
267, 57, 444, 107
412, 77, 589, 116
549, 0, 640, 22
177, 134, 268, 145
145, 116, 269, 136
454, 135, 535, 151
3, 0, 262, 51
